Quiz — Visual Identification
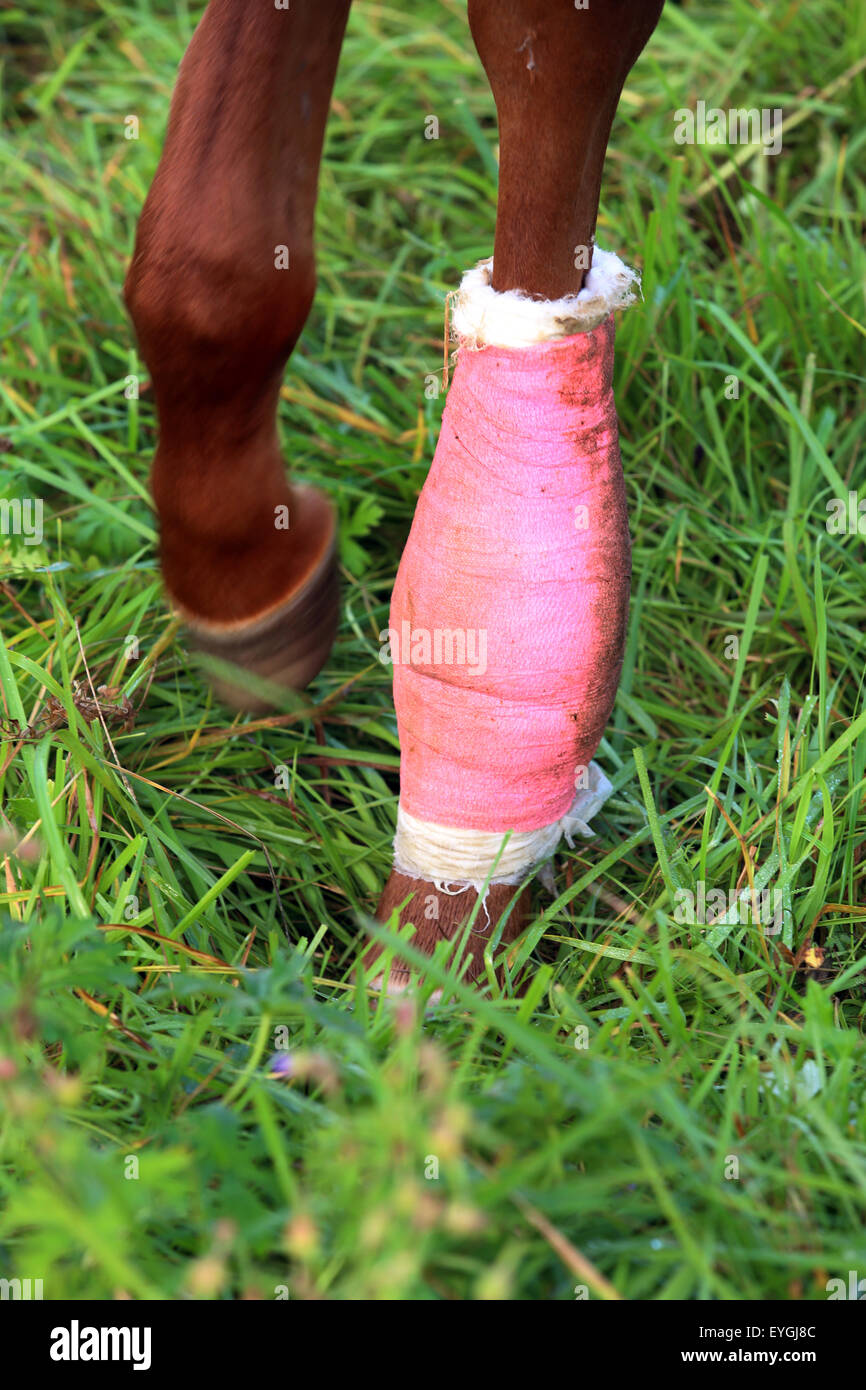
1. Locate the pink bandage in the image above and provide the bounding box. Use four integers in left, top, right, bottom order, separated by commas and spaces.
386, 251, 634, 884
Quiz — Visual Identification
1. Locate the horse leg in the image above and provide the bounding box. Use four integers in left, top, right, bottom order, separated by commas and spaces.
125, 0, 351, 709
372, 0, 665, 993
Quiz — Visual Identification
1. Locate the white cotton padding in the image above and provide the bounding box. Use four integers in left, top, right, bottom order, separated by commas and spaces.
451, 246, 639, 349
392, 761, 615, 894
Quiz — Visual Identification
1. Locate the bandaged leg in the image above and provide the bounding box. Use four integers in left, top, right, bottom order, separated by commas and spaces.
371, 248, 635, 991
370, 0, 665, 989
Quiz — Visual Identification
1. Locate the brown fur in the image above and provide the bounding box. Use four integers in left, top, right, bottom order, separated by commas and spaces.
124, 0, 351, 625
368, 872, 530, 991
188, 520, 339, 710
470, 0, 665, 297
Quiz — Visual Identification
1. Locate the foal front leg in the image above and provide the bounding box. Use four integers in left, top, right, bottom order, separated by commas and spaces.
125, 0, 351, 708
372, 0, 665, 993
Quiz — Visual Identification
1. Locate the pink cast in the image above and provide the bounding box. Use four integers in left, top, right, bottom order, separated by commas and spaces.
390, 313, 632, 834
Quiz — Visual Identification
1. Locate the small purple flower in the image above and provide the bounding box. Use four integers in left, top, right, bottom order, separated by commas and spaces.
269, 1052, 295, 1077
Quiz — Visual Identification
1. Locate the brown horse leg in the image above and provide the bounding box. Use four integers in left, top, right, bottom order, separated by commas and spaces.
125, 0, 351, 707
474, 0, 665, 297
371, 0, 665, 991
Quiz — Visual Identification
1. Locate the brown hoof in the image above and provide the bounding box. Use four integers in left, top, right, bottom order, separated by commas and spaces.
366, 869, 530, 998
182, 488, 339, 711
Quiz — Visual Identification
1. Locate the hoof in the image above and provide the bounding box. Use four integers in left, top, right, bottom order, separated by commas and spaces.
182, 488, 339, 711
366, 870, 529, 998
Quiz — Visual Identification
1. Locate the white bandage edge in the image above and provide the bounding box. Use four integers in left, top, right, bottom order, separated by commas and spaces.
393, 762, 615, 894
452, 244, 639, 348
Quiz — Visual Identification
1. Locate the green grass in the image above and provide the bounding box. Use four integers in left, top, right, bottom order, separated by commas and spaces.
1, 0, 866, 1300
